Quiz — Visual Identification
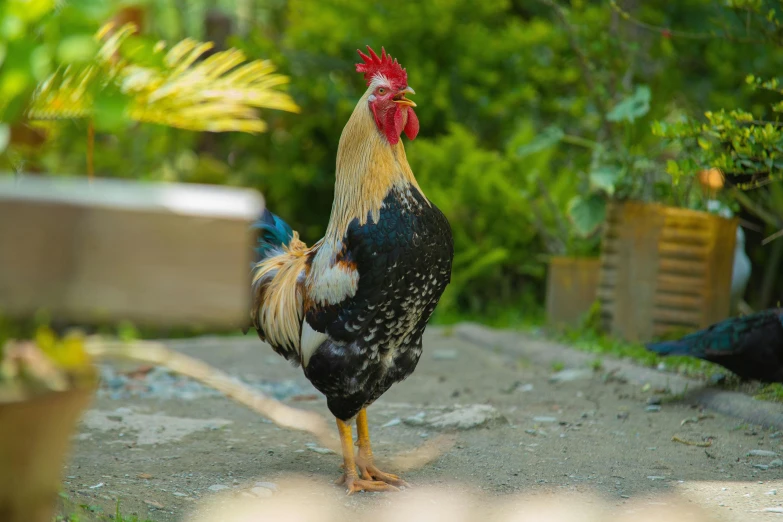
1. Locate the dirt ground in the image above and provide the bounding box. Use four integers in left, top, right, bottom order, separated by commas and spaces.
62, 325, 783, 521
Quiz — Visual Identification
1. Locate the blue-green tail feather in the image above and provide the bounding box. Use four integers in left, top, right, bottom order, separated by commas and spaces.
251, 209, 294, 262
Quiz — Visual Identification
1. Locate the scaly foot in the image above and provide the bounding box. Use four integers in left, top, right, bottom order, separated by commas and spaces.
355, 408, 410, 488
357, 458, 409, 487
335, 472, 400, 494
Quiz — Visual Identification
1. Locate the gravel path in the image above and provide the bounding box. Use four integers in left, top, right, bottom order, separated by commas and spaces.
62, 325, 783, 521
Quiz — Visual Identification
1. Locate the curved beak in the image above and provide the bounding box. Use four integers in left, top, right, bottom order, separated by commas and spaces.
393, 86, 417, 107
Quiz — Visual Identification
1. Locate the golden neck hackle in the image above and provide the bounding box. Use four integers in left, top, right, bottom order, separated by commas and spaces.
323, 90, 427, 243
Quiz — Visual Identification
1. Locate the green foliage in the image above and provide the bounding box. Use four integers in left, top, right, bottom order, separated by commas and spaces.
28, 22, 300, 133
7, 0, 783, 319
755, 383, 783, 403
0, 0, 115, 131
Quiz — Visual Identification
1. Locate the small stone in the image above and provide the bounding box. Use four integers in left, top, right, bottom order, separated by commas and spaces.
770, 459, 783, 468
432, 349, 457, 360
647, 476, 666, 480
250, 486, 274, 498
207, 484, 230, 492
645, 406, 661, 413
518, 383, 534, 392
748, 450, 778, 457
753, 464, 770, 470
307, 446, 335, 455
646, 396, 662, 406
173, 492, 188, 497
403, 412, 427, 426
382, 418, 401, 428
137, 473, 153, 480
533, 416, 558, 423
549, 369, 593, 383
766, 489, 777, 495
764, 508, 783, 513
143, 499, 164, 509
770, 431, 782, 439
254, 482, 277, 491
424, 405, 506, 430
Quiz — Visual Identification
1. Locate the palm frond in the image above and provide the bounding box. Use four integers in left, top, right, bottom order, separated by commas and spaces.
27, 22, 299, 133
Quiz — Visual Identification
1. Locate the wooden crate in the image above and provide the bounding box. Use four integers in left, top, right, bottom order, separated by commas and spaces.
598, 200, 737, 342
0, 175, 264, 328
545, 257, 601, 329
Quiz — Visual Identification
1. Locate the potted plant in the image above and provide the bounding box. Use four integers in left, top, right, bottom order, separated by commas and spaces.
0, 325, 97, 522
557, 84, 739, 342
653, 77, 783, 313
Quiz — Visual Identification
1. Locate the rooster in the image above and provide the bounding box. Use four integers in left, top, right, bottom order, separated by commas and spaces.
247, 47, 453, 493
645, 308, 783, 383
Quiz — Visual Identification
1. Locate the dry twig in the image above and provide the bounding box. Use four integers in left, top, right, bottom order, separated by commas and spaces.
85, 339, 340, 452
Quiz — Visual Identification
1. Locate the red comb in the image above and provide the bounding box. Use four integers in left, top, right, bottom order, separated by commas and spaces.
355, 46, 408, 87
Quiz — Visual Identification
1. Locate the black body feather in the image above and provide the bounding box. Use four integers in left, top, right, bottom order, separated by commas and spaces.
645, 308, 783, 382
304, 184, 453, 420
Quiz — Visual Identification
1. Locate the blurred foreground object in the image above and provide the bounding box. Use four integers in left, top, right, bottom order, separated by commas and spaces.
645, 308, 783, 383
0, 334, 97, 522
0, 174, 261, 522
186, 476, 716, 522
0, 175, 264, 327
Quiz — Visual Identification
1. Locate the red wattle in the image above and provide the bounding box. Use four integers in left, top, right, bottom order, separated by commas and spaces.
404, 108, 419, 141
384, 106, 404, 145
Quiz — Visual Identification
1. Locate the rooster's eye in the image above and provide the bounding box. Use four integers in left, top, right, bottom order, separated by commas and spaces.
377, 88, 386, 95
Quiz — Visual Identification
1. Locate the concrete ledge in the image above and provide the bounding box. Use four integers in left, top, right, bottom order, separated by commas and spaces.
450, 322, 783, 430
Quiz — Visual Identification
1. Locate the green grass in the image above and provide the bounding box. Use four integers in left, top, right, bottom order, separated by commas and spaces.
755, 383, 783, 403
436, 301, 727, 381
55, 497, 157, 522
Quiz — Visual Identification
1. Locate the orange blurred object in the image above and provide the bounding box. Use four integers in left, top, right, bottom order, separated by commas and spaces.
698, 168, 724, 192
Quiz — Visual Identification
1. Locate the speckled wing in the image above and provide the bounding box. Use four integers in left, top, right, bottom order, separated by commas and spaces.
303, 233, 386, 353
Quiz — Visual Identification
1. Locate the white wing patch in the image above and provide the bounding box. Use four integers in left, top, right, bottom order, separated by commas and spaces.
300, 320, 329, 367
307, 240, 359, 306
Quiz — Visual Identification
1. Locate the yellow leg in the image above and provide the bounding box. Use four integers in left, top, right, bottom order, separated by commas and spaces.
335, 417, 399, 494
355, 408, 409, 487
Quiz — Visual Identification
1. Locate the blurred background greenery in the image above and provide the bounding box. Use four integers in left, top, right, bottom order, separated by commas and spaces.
2, 0, 783, 327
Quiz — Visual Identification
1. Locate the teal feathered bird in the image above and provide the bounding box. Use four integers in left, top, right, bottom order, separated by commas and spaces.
645, 309, 783, 383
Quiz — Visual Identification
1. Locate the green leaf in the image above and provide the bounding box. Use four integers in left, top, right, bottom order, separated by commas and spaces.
56, 34, 98, 64
93, 88, 130, 131
606, 85, 651, 123
515, 125, 564, 158
567, 194, 607, 237
119, 35, 167, 69
589, 166, 622, 195
0, 124, 10, 154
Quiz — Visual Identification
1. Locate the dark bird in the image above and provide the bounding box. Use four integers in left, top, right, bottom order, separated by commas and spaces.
645, 308, 783, 383
245, 46, 453, 493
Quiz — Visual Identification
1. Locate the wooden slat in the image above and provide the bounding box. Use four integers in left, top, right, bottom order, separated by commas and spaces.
657, 258, 708, 277
0, 175, 264, 327
653, 292, 703, 310
651, 307, 703, 326
657, 241, 708, 260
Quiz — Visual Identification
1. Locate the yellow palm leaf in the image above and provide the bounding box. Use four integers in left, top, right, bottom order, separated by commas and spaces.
27, 22, 299, 132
